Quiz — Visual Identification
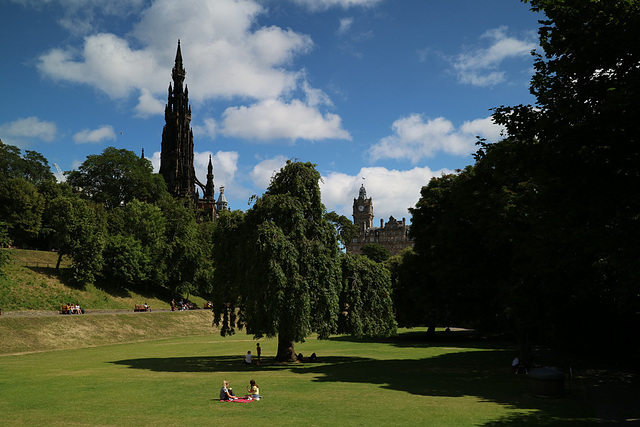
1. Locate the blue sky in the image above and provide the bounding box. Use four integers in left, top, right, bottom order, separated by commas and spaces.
0, 0, 542, 221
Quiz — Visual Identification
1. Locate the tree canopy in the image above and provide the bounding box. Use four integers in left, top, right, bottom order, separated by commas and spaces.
212, 161, 396, 361
66, 146, 167, 209
406, 0, 640, 360
212, 161, 342, 360
0, 140, 56, 186
360, 242, 390, 263
0, 178, 45, 247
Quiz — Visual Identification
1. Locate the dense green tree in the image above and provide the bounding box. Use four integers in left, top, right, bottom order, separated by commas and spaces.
209, 209, 246, 336
157, 196, 208, 298
386, 247, 429, 329
0, 141, 55, 185
406, 0, 640, 360
49, 197, 105, 285
326, 211, 359, 249
101, 200, 166, 291
408, 170, 510, 335
212, 161, 342, 361
212, 161, 395, 361
0, 178, 44, 246
101, 234, 150, 288
0, 222, 11, 275
37, 182, 76, 250
66, 146, 167, 209
359, 242, 390, 263
493, 0, 640, 356
338, 253, 396, 337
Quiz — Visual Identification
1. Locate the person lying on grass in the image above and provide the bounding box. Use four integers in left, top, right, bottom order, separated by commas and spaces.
220, 380, 237, 400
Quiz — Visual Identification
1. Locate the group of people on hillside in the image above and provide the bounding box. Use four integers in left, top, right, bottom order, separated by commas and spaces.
67, 303, 84, 314
170, 299, 195, 311
220, 379, 261, 401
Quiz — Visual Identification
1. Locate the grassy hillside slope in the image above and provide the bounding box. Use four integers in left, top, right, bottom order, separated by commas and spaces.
0, 310, 217, 355
0, 248, 205, 311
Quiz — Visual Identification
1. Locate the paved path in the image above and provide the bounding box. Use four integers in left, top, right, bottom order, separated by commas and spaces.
0, 308, 197, 317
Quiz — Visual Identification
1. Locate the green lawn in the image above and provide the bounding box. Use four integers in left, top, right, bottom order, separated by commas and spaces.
0, 328, 596, 426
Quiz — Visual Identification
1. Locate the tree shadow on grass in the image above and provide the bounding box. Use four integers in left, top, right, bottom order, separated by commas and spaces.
296, 353, 597, 426
110, 355, 358, 373
28, 266, 87, 291
111, 350, 597, 426
329, 329, 515, 351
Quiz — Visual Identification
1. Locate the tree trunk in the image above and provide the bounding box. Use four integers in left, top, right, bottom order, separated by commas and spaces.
55, 251, 62, 270
426, 324, 437, 339
517, 331, 533, 368
275, 334, 297, 362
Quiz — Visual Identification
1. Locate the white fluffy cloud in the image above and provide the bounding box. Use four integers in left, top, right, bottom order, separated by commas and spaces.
38, 33, 162, 99
369, 114, 505, 163
0, 116, 57, 146
249, 155, 289, 189
221, 99, 351, 142
193, 150, 239, 188
149, 149, 239, 198
245, 157, 440, 222
192, 118, 218, 140
453, 26, 536, 86
135, 88, 165, 118
320, 166, 451, 221
37, 0, 313, 105
34, 0, 350, 143
73, 125, 117, 144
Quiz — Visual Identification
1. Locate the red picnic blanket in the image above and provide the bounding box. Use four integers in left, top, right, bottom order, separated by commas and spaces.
220, 398, 253, 403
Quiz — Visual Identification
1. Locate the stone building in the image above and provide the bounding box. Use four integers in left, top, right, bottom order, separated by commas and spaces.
346, 184, 413, 256
159, 41, 223, 218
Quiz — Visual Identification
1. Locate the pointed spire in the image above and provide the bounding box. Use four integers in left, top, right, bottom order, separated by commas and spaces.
172, 39, 186, 83
175, 39, 183, 69
207, 154, 213, 174
141, 148, 145, 159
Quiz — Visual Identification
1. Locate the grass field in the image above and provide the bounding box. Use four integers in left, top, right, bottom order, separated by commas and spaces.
0, 322, 597, 426
0, 249, 600, 425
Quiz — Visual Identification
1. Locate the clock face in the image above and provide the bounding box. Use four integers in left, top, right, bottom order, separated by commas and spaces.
358, 205, 364, 212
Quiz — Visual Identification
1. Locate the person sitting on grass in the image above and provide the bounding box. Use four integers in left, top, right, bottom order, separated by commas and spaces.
243, 350, 253, 365
220, 380, 237, 400
244, 379, 261, 400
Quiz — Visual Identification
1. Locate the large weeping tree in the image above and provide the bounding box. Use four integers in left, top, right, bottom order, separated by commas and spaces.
211, 161, 342, 361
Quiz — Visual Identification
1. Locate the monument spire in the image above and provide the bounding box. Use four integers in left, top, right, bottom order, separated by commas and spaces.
160, 40, 195, 199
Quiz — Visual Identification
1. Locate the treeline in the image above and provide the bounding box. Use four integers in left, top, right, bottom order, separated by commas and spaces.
0, 144, 213, 299
391, 0, 640, 362
0, 148, 397, 361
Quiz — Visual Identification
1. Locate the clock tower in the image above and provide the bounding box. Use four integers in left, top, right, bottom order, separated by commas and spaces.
352, 184, 373, 232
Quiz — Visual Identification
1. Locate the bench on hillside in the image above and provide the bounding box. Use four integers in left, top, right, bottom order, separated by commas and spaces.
134, 304, 150, 312
61, 305, 84, 314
